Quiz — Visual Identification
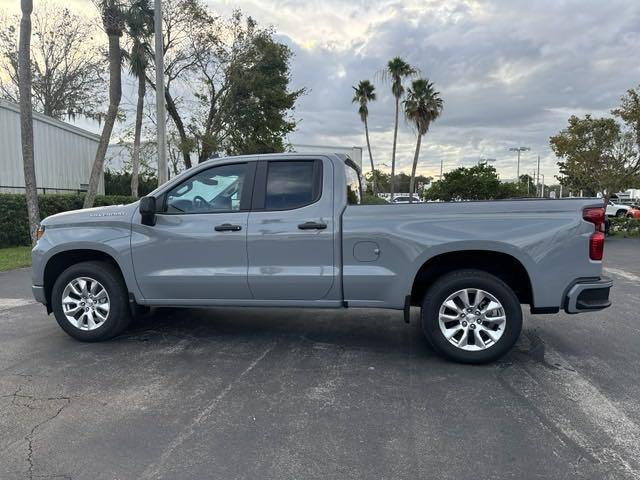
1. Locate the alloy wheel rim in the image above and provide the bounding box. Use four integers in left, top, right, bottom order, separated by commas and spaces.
61, 277, 110, 331
438, 288, 506, 351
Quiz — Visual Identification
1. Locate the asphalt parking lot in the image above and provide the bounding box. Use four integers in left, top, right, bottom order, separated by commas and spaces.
1, 237, 639, 480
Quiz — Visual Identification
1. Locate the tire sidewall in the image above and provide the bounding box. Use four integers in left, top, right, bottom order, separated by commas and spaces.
51, 262, 129, 341
421, 271, 522, 364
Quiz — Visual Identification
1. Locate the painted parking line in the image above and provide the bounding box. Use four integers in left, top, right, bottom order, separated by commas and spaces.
0, 298, 36, 311
604, 267, 640, 283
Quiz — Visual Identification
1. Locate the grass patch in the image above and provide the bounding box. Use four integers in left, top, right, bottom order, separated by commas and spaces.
0, 246, 32, 272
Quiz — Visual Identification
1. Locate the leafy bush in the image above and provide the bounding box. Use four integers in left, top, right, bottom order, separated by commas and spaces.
105, 170, 158, 196
608, 216, 640, 237
0, 193, 136, 247
362, 194, 389, 205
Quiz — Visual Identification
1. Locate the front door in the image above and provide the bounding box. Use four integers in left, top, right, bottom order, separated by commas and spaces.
131, 162, 254, 302
246, 158, 336, 301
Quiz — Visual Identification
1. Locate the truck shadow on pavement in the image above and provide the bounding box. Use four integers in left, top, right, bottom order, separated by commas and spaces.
120, 306, 444, 361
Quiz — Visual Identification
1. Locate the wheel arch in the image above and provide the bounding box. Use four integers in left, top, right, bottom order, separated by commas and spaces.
410, 249, 533, 308
43, 249, 129, 309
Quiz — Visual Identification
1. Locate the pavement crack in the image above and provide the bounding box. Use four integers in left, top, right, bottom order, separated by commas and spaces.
8, 382, 73, 480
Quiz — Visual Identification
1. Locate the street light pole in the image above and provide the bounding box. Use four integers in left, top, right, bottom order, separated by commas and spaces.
154, 0, 168, 185
509, 146, 530, 183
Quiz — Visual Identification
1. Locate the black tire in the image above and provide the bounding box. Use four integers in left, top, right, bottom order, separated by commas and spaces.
51, 261, 132, 341
421, 269, 522, 364
616, 209, 627, 217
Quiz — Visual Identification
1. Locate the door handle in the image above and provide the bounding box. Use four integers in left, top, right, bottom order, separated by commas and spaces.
298, 221, 327, 230
214, 223, 242, 232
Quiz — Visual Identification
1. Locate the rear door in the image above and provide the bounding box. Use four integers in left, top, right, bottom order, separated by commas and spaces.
246, 158, 336, 300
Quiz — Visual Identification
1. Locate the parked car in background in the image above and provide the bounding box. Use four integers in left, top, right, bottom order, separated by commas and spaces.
626, 205, 640, 219
606, 200, 631, 217
31, 153, 612, 364
393, 195, 424, 204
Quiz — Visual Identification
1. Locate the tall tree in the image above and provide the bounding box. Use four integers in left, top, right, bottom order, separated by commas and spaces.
612, 85, 640, 151
403, 78, 443, 202
550, 114, 639, 199
352, 80, 377, 194
124, 0, 153, 197
382, 57, 416, 201
222, 30, 303, 157
18, 0, 40, 245
84, 0, 125, 209
0, 4, 105, 119
146, 3, 302, 169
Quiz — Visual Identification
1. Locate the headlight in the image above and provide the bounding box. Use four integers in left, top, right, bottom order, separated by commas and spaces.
36, 225, 45, 240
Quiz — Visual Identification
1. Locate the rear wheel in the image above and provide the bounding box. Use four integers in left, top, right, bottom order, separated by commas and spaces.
616, 209, 627, 217
51, 261, 132, 341
421, 269, 522, 364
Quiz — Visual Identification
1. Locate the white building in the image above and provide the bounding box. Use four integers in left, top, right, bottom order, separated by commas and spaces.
0, 100, 104, 194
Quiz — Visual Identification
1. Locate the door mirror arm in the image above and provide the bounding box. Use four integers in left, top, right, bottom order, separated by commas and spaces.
139, 196, 157, 226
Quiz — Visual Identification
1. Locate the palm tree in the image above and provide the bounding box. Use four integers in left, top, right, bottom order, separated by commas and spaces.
125, 0, 153, 198
84, 0, 125, 208
18, 0, 40, 244
403, 79, 443, 203
383, 57, 416, 201
352, 80, 377, 194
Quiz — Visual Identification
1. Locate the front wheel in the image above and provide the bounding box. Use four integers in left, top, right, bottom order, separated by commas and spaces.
421, 269, 522, 364
51, 261, 132, 341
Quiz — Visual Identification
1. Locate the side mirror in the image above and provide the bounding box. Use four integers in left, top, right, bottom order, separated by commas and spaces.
139, 196, 157, 226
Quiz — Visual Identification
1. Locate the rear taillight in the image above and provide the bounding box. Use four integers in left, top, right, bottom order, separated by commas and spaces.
583, 207, 605, 261
589, 231, 605, 260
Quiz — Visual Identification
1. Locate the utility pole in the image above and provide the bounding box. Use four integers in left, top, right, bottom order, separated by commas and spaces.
154, 0, 168, 185
440, 158, 443, 179
536, 155, 540, 189
509, 146, 530, 183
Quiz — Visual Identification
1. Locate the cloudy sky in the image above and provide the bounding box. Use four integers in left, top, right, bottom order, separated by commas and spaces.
3, 0, 640, 181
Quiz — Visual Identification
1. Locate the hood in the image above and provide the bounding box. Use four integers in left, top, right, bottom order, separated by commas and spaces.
41, 202, 139, 227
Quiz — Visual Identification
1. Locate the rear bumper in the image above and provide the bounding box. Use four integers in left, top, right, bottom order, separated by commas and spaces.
564, 277, 613, 314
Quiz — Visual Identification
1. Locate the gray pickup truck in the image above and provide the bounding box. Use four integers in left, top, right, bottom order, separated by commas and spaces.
31, 153, 612, 363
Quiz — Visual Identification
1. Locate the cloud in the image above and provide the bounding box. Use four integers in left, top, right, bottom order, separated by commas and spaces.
211, 0, 640, 181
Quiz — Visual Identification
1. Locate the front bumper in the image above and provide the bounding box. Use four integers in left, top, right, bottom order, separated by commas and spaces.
32, 285, 46, 305
564, 277, 613, 314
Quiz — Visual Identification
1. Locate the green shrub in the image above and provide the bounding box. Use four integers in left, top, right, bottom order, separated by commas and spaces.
609, 216, 640, 237
0, 193, 136, 247
362, 193, 389, 205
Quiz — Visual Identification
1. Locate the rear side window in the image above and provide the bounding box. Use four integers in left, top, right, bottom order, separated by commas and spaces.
264, 161, 321, 210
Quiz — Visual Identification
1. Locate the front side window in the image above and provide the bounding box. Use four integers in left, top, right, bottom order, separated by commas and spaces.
265, 161, 320, 210
165, 163, 247, 213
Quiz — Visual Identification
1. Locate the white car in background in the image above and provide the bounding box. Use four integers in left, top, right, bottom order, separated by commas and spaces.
392, 196, 424, 204
605, 200, 631, 217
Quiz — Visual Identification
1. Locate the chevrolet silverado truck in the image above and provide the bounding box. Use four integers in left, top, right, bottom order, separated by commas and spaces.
31, 153, 612, 363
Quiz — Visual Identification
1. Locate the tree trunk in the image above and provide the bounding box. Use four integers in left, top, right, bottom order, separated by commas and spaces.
18, 0, 40, 245
164, 90, 192, 169
390, 96, 399, 201
364, 116, 376, 195
131, 74, 145, 198
409, 134, 422, 203
84, 33, 122, 208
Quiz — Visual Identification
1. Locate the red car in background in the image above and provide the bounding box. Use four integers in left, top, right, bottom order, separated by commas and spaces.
626, 205, 640, 219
